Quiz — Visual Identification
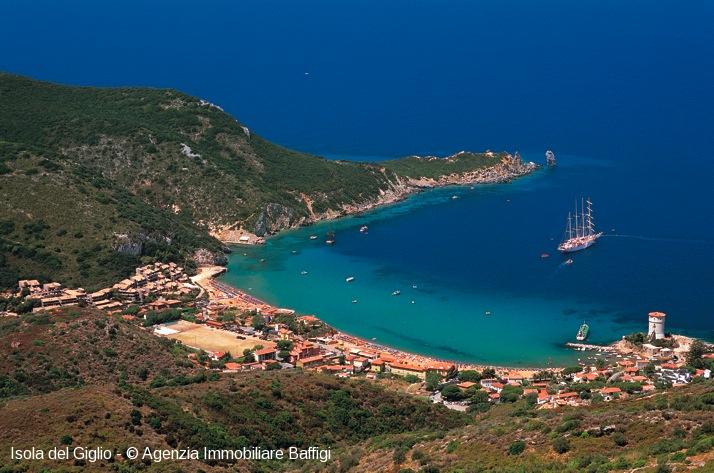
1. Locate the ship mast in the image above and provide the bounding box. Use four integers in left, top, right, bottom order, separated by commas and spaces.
586, 198, 594, 236
567, 212, 573, 239
574, 200, 580, 238
581, 197, 586, 237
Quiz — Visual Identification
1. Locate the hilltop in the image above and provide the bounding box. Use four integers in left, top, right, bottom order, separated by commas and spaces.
0, 73, 535, 290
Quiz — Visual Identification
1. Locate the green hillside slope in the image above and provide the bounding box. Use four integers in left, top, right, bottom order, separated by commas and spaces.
0, 73, 527, 290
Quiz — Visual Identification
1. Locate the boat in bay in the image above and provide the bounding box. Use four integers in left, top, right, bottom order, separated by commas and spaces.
576, 322, 589, 341
558, 197, 603, 253
346, 276, 355, 283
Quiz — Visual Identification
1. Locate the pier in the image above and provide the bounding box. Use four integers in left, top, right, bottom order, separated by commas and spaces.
565, 342, 615, 352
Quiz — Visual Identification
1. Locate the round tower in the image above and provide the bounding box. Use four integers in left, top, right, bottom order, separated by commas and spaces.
647, 311, 666, 340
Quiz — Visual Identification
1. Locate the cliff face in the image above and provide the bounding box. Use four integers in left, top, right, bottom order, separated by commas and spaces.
253, 203, 304, 236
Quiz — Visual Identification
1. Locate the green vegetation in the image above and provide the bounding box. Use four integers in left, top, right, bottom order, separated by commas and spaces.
1, 306, 714, 471
0, 73, 516, 291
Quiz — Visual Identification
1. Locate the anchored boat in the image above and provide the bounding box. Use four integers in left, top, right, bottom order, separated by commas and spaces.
558, 197, 603, 253
576, 322, 589, 341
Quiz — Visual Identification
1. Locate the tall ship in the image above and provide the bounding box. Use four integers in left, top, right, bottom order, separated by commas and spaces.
558, 197, 603, 253
576, 322, 589, 341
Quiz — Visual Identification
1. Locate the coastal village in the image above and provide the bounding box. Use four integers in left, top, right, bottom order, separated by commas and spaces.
2, 261, 713, 413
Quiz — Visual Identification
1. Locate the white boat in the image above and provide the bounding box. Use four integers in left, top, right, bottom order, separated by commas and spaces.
359, 225, 368, 233
392, 290, 401, 296
558, 197, 603, 253
345, 276, 355, 283
300, 270, 308, 275
309, 235, 318, 240
451, 195, 459, 200
352, 299, 358, 304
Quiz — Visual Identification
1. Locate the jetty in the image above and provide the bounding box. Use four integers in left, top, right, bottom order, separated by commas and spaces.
566, 342, 616, 352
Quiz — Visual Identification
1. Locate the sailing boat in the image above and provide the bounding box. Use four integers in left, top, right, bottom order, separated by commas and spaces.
558, 197, 603, 253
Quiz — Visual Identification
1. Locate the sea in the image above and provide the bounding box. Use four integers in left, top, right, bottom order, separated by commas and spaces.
2, 0, 713, 366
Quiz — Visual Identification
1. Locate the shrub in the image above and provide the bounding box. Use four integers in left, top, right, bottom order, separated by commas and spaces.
612, 431, 628, 447
507, 440, 525, 455
552, 437, 570, 454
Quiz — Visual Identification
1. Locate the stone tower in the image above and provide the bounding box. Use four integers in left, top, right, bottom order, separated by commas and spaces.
647, 311, 666, 340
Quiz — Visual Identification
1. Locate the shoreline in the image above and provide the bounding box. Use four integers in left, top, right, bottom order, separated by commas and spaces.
198, 266, 568, 374
213, 154, 540, 246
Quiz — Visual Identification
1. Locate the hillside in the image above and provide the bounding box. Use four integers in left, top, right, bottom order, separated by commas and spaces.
0, 73, 533, 291
1, 309, 713, 472
0, 308, 467, 472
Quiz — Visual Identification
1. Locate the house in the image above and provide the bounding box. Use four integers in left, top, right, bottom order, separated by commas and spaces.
370, 358, 386, 373
352, 356, 369, 373
296, 354, 326, 369
224, 362, 242, 372
600, 386, 622, 401
489, 382, 505, 393
387, 362, 427, 380
253, 347, 277, 363
537, 390, 551, 405
479, 378, 498, 389
427, 361, 456, 378
297, 315, 320, 325
457, 381, 478, 390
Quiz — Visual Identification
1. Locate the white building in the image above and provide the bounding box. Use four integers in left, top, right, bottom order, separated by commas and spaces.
648, 311, 666, 340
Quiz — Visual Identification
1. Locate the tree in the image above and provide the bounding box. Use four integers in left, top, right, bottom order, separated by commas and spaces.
458, 370, 481, 382
276, 339, 293, 351
441, 384, 463, 402
500, 385, 523, 403
425, 371, 441, 392
595, 358, 606, 370
252, 313, 266, 330
482, 367, 496, 379
687, 340, 706, 369
404, 374, 421, 384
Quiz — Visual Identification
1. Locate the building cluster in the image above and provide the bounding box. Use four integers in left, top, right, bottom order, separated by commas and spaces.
112, 262, 194, 302
10, 262, 197, 314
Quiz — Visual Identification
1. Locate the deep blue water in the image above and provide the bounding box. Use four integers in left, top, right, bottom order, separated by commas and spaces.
2, 0, 713, 364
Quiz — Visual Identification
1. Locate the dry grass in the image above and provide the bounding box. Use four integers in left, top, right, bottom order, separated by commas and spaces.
162, 320, 273, 355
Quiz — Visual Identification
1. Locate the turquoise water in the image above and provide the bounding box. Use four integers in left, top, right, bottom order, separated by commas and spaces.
3, 1, 713, 365
222, 153, 713, 366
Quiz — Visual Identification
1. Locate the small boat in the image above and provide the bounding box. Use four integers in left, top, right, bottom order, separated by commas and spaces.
326, 231, 336, 245
359, 225, 368, 233
345, 276, 355, 283
576, 322, 589, 341
412, 284, 417, 289
309, 235, 318, 240
392, 290, 401, 296
352, 299, 358, 304
259, 258, 265, 262
451, 195, 459, 200
545, 149, 556, 166
291, 250, 297, 254
300, 270, 308, 275
485, 311, 492, 317
411, 300, 415, 304
564, 258, 574, 265
541, 253, 550, 258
